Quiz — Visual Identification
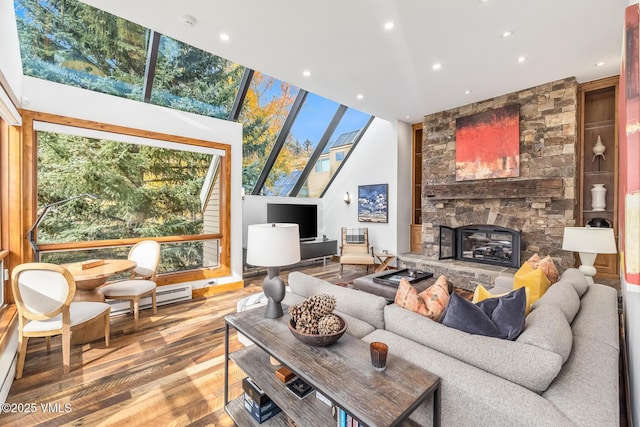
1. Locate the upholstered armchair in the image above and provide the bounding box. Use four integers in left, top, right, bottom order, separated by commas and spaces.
11, 263, 111, 378
339, 227, 375, 277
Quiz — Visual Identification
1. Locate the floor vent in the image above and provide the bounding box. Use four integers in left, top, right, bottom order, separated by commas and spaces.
107, 283, 193, 316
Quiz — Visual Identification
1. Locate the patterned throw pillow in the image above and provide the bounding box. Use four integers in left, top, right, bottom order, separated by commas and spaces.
418, 275, 450, 321
395, 276, 450, 321
525, 253, 559, 284
538, 255, 560, 284
395, 278, 429, 317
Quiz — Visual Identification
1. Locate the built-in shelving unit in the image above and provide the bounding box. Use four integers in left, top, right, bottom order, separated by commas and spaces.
577, 76, 619, 279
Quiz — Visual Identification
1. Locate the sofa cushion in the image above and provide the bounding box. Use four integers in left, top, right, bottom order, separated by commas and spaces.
571, 284, 619, 350
531, 281, 580, 323
287, 271, 387, 330
516, 304, 573, 363
361, 329, 573, 427
384, 304, 563, 392
440, 289, 526, 340
542, 335, 619, 426
526, 253, 560, 284
558, 268, 589, 297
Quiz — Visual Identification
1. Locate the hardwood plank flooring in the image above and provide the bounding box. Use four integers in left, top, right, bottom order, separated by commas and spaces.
1, 261, 367, 427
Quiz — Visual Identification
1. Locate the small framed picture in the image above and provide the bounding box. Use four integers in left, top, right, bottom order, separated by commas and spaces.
358, 184, 388, 223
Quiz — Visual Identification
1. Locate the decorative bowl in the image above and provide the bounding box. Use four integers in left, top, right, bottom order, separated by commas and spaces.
288, 315, 347, 347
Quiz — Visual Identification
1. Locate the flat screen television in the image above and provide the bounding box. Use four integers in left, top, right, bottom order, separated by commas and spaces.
266, 203, 318, 241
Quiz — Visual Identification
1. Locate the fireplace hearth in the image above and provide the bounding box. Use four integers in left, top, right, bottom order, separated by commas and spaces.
439, 225, 521, 269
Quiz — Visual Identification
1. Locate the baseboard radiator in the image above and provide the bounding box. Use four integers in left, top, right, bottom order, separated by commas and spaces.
106, 283, 192, 316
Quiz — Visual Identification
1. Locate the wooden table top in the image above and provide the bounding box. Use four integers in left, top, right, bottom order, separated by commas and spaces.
62, 259, 136, 290
226, 307, 440, 427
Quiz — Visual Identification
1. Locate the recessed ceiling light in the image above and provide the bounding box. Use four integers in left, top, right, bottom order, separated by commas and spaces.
219, 33, 230, 41
356, 94, 364, 100
303, 70, 311, 77
432, 63, 442, 70
501, 30, 513, 38
464, 90, 472, 95
405, 115, 411, 119
596, 61, 606, 67
384, 22, 394, 30
182, 15, 198, 27
517, 56, 527, 63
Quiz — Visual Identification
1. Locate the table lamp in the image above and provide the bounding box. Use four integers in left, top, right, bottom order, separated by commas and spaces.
246, 223, 301, 318
562, 226, 617, 285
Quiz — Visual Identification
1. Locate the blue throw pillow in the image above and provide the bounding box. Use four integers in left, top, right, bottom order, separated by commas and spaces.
440, 288, 526, 340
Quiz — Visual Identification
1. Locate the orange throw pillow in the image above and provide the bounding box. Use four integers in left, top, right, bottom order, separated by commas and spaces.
525, 253, 559, 284
395, 276, 451, 321
419, 275, 450, 321
395, 278, 429, 317
538, 255, 559, 284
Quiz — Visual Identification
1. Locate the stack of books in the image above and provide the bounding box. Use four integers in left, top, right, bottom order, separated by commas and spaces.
334, 407, 360, 427
242, 377, 282, 424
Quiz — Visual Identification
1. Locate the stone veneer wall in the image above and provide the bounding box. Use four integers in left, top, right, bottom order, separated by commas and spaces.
419, 77, 579, 275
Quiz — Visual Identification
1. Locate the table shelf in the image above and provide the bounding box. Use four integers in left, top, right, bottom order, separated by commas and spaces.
228, 346, 336, 427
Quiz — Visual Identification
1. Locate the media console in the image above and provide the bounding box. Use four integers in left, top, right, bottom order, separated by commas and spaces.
299, 239, 337, 262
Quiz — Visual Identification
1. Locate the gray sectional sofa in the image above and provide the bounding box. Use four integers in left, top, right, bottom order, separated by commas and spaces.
281, 268, 619, 426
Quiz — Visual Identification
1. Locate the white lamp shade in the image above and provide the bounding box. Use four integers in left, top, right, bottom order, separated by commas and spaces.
562, 226, 617, 254
246, 223, 301, 267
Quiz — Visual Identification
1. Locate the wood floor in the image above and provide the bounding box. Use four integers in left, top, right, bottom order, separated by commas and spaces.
1, 261, 366, 427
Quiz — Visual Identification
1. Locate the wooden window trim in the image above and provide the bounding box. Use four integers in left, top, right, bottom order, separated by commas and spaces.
15, 110, 231, 290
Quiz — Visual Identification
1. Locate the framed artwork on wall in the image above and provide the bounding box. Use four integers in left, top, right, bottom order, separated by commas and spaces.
358, 184, 388, 223
455, 104, 520, 181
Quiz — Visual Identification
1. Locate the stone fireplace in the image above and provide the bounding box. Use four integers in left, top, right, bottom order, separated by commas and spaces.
399, 77, 579, 291
440, 225, 521, 269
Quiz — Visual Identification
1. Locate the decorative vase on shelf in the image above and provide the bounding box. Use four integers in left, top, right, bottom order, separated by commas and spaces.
591, 184, 607, 211
592, 135, 606, 161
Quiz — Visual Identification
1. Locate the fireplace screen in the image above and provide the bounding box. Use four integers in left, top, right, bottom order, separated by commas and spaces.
439, 225, 521, 268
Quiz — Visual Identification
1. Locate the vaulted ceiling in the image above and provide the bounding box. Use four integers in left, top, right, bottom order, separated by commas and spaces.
79, 0, 628, 122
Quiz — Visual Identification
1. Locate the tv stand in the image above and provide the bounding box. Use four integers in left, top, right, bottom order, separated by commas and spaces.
299, 239, 337, 264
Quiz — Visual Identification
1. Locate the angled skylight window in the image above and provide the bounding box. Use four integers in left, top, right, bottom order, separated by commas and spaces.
302, 107, 373, 198
264, 93, 340, 196
15, 0, 148, 100
150, 35, 244, 119
238, 71, 300, 194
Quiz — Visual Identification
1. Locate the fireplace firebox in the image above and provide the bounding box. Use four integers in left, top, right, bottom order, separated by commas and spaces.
439, 225, 521, 268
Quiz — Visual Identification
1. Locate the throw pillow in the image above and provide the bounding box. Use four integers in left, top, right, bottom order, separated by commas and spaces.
526, 253, 541, 269
440, 288, 527, 340
525, 253, 559, 284
394, 278, 429, 317
418, 275, 450, 321
538, 255, 560, 284
513, 262, 551, 310
473, 284, 532, 314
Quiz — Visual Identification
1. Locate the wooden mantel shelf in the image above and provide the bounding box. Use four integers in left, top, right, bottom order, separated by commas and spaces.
424, 177, 563, 200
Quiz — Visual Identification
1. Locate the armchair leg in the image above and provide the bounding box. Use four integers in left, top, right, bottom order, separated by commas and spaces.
340, 264, 344, 278
16, 336, 28, 379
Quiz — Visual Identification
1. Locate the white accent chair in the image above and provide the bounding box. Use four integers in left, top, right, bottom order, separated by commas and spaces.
11, 263, 111, 379
100, 240, 160, 329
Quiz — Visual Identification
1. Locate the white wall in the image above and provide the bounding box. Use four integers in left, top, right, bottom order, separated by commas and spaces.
322, 118, 401, 262
20, 77, 245, 286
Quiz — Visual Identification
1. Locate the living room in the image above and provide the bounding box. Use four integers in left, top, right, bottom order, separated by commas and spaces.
0, 0, 638, 425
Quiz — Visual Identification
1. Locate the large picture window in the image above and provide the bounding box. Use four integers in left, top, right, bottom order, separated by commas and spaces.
34, 122, 225, 276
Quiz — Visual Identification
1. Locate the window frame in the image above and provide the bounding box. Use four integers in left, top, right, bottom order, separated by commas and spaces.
21, 110, 231, 286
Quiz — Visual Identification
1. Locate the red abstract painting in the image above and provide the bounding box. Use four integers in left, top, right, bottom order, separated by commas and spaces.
455, 105, 520, 181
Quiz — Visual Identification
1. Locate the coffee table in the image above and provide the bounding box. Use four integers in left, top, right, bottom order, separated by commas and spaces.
353, 270, 436, 301
224, 307, 441, 426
